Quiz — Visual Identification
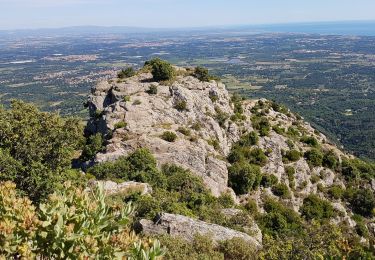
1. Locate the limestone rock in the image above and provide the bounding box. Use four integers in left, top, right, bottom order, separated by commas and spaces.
88, 180, 152, 196
136, 213, 262, 249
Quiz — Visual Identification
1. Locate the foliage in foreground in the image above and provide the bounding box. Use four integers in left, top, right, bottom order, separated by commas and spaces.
0, 181, 164, 259
0, 100, 85, 202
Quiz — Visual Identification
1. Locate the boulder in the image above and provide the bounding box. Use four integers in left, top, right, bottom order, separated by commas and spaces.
136, 213, 262, 249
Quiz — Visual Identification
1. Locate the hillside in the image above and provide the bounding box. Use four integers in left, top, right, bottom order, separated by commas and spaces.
0, 60, 374, 258
83, 62, 375, 258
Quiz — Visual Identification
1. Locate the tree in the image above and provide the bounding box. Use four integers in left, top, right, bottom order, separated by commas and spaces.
0, 100, 84, 201
147, 58, 175, 82
228, 162, 262, 195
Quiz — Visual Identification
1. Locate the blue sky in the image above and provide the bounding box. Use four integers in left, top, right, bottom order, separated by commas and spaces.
1, 0, 375, 30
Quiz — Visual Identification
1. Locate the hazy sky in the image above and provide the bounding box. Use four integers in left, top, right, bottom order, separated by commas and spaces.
1, 0, 375, 30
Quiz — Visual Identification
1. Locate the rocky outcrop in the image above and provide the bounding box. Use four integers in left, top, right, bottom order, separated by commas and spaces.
87, 180, 152, 196
136, 213, 262, 249
86, 66, 362, 226
86, 71, 241, 196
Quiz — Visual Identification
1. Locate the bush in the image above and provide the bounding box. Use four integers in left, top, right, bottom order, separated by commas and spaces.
219, 237, 257, 260
228, 162, 262, 195
247, 148, 268, 166
271, 183, 290, 198
347, 188, 375, 217
300, 194, 335, 220
177, 126, 191, 136
285, 166, 296, 189
238, 131, 259, 146
87, 148, 159, 182
227, 146, 267, 166
148, 58, 175, 82
0, 100, 84, 202
80, 133, 104, 162
174, 100, 187, 111
300, 136, 319, 147
194, 66, 210, 82
161, 131, 177, 142
327, 185, 344, 200
146, 84, 158, 95
261, 174, 278, 188
0, 181, 164, 259
214, 106, 229, 127
114, 121, 127, 129
284, 149, 301, 162
252, 116, 271, 136
304, 149, 324, 167
322, 150, 338, 170
260, 198, 302, 236
117, 67, 136, 78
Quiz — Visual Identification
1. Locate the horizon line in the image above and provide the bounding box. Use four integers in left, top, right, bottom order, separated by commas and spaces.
1, 19, 375, 32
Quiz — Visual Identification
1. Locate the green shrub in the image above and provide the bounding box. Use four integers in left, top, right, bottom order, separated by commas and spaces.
161, 131, 177, 142
80, 133, 104, 162
261, 174, 279, 188
214, 106, 229, 127
283, 149, 301, 162
287, 127, 300, 138
217, 193, 235, 208
231, 94, 244, 115
327, 185, 344, 200
123, 95, 131, 102
191, 121, 202, 131
0, 100, 84, 202
146, 84, 158, 95
227, 146, 267, 166
247, 147, 268, 166
194, 66, 210, 82
177, 126, 191, 136
228, 162, 262, 195
285, 166, 296, 189
300, 194, 335, 220
174, 100, 187, 111
238, 131, 259, 146
114, 121, 127, 129
271, 183, 290, 198
252, 116, 271, 136
259, 198, 302, 236
310, 175, 320, 184
304, 149, 324, 167
272, 125, 285, 134
87, 148, 160, 183
207, 138, 220, 150
0, 181, 164, 259
117, 67, 136, 78
219, 237, 257, 260
346, 188, 375, 217
322, 150, 338, 170
148, 58, 175, 82
300, 136, 319, 147
133, 99, 142, 105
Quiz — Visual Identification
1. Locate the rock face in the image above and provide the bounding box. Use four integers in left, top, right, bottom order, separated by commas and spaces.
136, 213, 262, 249
86, 71, 241, 196
86, 67, 359, 218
